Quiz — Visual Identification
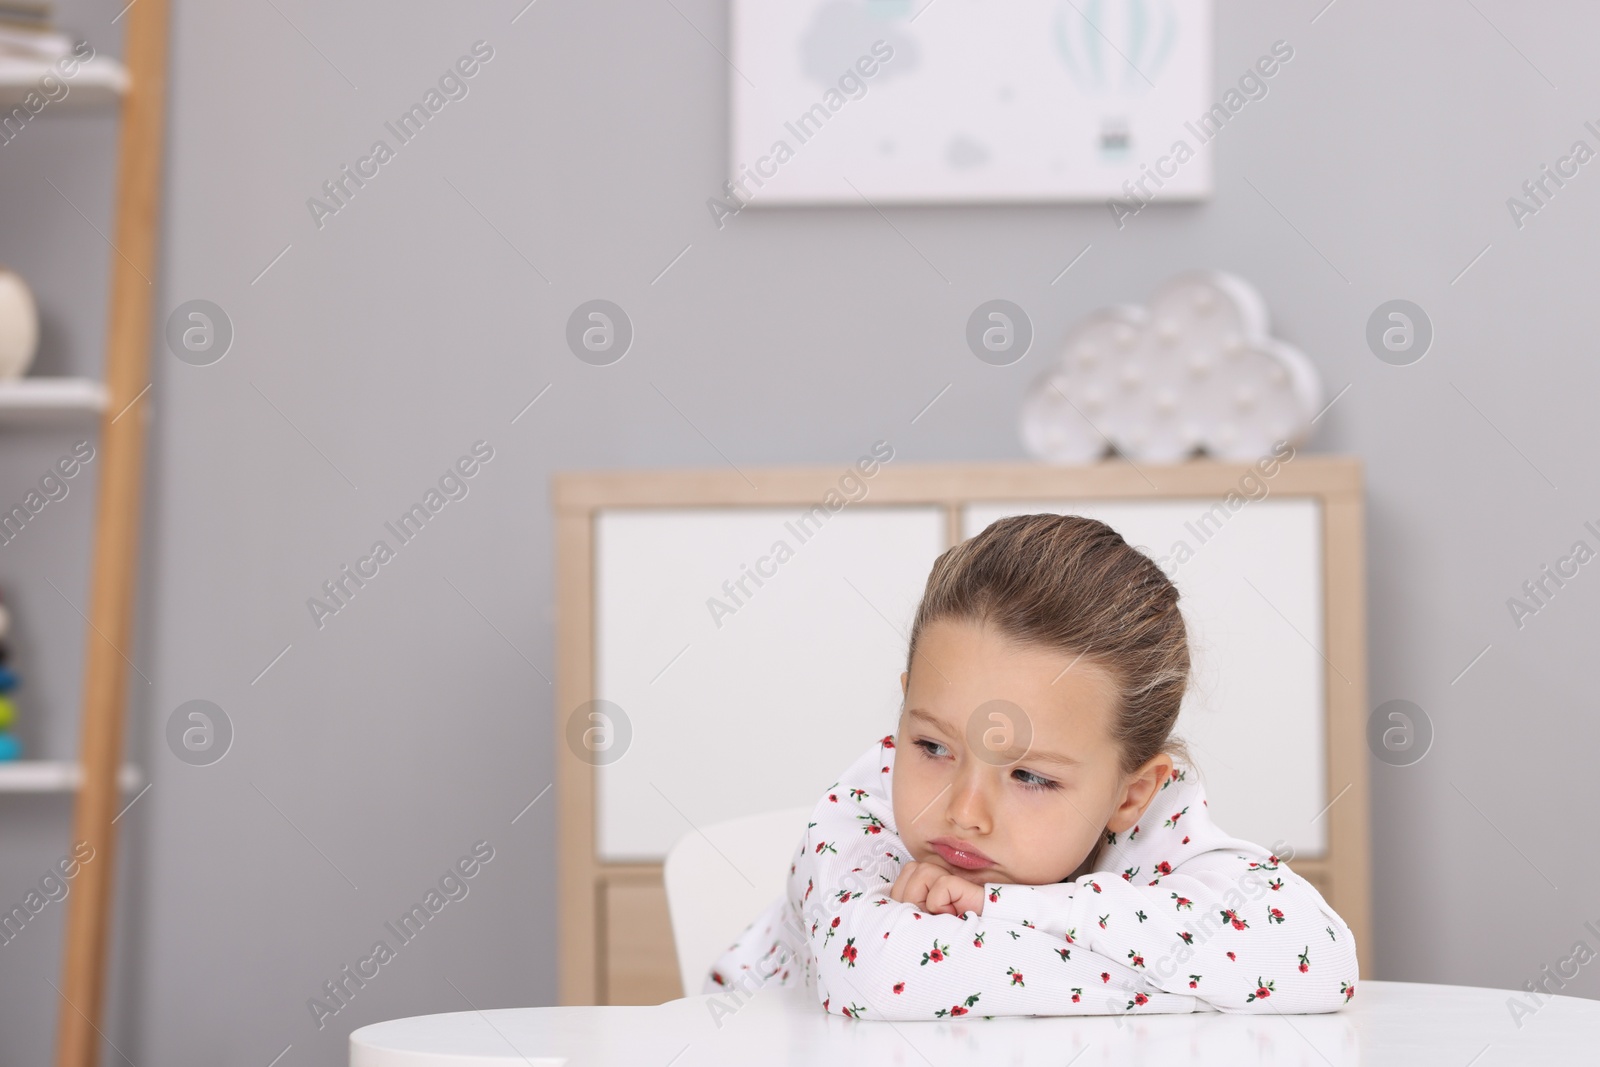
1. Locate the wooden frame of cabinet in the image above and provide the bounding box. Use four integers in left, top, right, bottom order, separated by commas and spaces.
553, 455, 1371, 1005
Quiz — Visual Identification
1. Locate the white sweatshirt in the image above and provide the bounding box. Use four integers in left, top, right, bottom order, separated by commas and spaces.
703, 734, 1359, 1020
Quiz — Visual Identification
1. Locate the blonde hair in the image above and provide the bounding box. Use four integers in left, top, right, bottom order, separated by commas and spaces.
904, 513, 1194, 781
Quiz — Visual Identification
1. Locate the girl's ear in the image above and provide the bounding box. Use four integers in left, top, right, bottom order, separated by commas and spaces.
899, 670, 908, 697
1105, 753, 1175, 833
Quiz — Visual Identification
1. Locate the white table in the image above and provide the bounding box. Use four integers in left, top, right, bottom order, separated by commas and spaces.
350, 980, 1599, 1065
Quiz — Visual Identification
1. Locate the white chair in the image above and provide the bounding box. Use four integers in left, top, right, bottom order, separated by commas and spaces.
663, 805, 814, 998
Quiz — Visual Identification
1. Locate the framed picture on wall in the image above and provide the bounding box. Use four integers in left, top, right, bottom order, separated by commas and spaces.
727, 0, 1215, 205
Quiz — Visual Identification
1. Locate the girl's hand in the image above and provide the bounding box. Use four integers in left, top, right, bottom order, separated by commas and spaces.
889, 860, 987, 917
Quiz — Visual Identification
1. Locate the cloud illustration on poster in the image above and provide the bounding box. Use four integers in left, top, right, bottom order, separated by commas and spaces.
1020, 271, 1323, 464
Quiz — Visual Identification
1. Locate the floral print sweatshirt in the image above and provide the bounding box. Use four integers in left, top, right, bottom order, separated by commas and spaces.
703, 734, 1359, 1021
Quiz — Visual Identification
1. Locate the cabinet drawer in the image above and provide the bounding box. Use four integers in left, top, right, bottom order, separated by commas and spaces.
601, 878, 682, 1005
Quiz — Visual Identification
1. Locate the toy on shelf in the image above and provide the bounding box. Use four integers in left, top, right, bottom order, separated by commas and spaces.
0, 595, 19, 760
0, 268, 39, 380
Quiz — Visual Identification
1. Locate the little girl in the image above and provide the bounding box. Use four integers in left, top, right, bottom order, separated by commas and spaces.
703, 513, 1359, 1020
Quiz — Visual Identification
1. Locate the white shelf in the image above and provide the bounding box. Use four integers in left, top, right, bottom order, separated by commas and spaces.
0, 761, 143, 793
0, 52, 127, 110
0, 377, 108, 424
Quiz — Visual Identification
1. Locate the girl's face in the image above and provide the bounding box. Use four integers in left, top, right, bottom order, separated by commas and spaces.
891, 616, 1172, 887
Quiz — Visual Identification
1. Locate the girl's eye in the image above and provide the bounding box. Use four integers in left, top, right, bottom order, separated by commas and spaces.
916, 739, 1059, 791
1013, 768, 1060, 792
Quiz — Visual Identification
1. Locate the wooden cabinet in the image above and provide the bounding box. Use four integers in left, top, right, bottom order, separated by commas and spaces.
599, 877, 680, 1005
555, 457, 1370, 1005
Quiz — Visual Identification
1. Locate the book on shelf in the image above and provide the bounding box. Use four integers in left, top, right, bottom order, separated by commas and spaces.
0, 2, 52, 32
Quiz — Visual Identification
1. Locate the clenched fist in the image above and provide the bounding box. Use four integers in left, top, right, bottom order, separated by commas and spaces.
888, 860, 987, 918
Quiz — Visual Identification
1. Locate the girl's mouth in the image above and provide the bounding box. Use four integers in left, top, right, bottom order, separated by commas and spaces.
929, 838, 994, 870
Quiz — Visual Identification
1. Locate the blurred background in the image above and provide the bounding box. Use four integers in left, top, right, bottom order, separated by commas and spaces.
0, 0, 1596, 1063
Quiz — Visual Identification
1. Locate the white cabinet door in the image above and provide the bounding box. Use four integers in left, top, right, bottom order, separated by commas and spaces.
963, 499, 1328, 857
594, 505, 947, 862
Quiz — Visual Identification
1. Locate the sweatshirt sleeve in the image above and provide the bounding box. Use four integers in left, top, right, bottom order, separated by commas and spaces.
982, 822, 1360, 1013
790, 737, 1202, 1021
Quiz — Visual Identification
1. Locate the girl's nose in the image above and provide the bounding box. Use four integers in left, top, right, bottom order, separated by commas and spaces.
946, 770, 993, 835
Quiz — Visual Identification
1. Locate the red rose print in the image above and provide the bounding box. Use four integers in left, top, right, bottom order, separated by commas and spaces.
881, 735, 895, 747
1246, 978, 1275, 1002
1101, 972, 1111, 983
893, 982, 905, 994
1182, 836, 1190, 844
935, 994, 982, 1018
1227, 952, 1236, 961
1155, 861, 1173, 875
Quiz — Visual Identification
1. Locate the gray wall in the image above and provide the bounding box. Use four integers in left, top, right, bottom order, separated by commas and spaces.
1, 0, 1597, 1063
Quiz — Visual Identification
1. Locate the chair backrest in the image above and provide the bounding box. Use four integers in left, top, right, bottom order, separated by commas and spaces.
663, 804, 814, 998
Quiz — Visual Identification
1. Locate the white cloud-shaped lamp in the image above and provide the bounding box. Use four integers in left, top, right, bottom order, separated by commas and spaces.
1020, 271, 1322, 464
